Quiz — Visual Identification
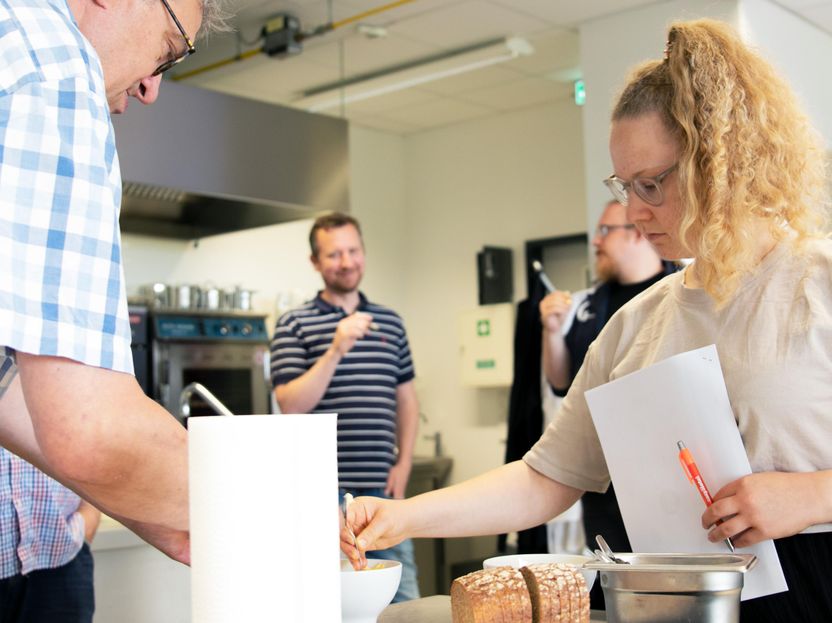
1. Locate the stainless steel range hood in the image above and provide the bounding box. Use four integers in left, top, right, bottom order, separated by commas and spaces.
112, 81, 349, 239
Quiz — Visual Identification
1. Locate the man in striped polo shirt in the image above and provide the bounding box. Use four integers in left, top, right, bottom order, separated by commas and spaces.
270, 212, 421, 602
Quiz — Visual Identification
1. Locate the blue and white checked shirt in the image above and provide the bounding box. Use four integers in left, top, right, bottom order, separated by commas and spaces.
0, 447, 84, 578
0, 0, 133, 390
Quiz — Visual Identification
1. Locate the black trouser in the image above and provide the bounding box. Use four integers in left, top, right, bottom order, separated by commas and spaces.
583, 484, 631, 611
0, 543, 94, 623
740, 531, 832, 622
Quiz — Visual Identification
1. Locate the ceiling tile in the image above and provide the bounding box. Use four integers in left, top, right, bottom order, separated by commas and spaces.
196, 81, 292, 107
347, 114, 421, 135
298, 33, 440, 75
456, 76, 573, 111
796, 3, 832, 35
774, 0, 832, 9
417, 65, 524, 96
340, 0, 468, 26
234, 0, 355, 31
509, 28, 580, 76
196, 54, 342, 99
382, 97, 495, 129
388, 0, 551, 49
487, 0, 659, 27
341, 88, 440, 114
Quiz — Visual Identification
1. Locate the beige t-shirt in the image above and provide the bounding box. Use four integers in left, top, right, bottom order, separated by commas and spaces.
525, 238, 832, 498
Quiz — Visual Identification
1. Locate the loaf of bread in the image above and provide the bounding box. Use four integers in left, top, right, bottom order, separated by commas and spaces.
451, 566, 533, 622
520, 563, 589, 623
451, 563, 589, 623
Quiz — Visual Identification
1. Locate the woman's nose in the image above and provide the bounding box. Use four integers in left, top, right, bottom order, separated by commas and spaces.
626, 197, 653, 224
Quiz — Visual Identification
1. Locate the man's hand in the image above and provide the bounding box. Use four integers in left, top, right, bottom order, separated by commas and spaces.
385, 459, 412, 499
331, 312, 374, 357
702, 471, 832, 548
77, 500, 101, 543
539, 291, 573, 333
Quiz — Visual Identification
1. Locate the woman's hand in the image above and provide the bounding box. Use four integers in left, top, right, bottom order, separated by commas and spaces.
340, 496, 408, 570
702, 471, 832, 548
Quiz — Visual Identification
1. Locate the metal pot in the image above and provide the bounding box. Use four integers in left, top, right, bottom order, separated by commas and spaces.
174, 284, 202, 309
585, 552, 757, 623
140, 282, 173, 308
220, 289, 236, 310
232, 287, 255, 311
203, 287, 222, 310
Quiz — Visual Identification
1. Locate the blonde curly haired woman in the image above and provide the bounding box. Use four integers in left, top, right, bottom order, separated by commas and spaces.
343, 19, 832, 619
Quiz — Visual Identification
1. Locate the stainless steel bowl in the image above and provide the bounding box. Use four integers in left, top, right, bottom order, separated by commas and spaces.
584, 553, 757, 623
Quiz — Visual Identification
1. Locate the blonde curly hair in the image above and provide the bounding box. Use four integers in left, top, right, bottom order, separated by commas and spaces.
612, 19, 829, 305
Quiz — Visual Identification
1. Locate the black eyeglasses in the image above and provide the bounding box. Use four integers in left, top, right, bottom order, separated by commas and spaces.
604, 163, 678, 207
595, 224, 636, 238
153, 0, 196, 76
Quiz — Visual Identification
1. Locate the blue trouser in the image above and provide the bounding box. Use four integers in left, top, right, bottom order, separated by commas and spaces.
0, 543, 94, 623
339, 487, 420, 603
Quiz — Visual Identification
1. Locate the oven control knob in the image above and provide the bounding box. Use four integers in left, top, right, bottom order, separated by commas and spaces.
241, 323, 252, 336
218, 323, 230, 336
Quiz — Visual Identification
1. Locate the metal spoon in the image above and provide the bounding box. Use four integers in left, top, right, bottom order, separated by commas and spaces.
343, 493, 358, 549
595, 534, 629, 565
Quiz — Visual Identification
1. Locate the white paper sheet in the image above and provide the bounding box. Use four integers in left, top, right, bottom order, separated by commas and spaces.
189, 414, 341, 622
584, 345, 786, 600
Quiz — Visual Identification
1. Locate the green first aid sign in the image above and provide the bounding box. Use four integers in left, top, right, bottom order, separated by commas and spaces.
476, 319, 490, 336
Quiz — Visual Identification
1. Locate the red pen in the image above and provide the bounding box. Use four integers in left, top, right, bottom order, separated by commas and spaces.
677, 440, 735, 552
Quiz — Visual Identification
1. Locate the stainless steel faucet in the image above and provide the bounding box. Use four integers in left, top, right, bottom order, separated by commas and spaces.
179, 382, 234, 418
423, 431, 442, 457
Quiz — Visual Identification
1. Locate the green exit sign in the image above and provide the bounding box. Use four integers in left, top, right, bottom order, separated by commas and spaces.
574, 79, 586, 106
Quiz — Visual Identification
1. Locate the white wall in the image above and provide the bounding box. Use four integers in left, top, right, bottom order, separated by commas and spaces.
347, 127, 409, 313
400, 99, 586, 483
740, 0, 832, 149
121, 234, 188, 296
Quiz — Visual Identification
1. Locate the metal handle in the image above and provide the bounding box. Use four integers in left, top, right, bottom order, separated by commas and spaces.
179, 382, 234, 418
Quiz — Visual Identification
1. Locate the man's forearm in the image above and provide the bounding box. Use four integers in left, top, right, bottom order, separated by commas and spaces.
542, 329, 571, 391
15, 353, 189, 531
395, 382, 419, 463
274, 347, 342, 413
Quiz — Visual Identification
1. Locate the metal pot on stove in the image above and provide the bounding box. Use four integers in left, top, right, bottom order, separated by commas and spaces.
232, 286, 255, 311
174, 284, 203, 309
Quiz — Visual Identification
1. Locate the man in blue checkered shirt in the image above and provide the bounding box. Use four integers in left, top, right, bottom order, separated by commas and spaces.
0, 0, 231, 614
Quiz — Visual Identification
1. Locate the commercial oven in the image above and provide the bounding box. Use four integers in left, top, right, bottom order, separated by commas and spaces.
131, 307, 271, 424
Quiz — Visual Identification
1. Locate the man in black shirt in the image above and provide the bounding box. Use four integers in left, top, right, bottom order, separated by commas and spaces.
539, 200, 675, 608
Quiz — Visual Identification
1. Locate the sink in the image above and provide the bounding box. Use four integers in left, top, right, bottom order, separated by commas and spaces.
410, 456, 453, 490
406, 456, 454, 597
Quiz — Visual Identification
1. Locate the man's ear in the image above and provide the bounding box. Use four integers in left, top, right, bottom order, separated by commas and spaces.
310, 254, 320, 272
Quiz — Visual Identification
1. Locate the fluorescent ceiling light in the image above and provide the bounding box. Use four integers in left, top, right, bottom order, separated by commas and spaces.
295, 37, 534, 113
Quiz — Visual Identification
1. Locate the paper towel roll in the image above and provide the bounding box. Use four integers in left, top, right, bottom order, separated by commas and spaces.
189, 414, 340, 622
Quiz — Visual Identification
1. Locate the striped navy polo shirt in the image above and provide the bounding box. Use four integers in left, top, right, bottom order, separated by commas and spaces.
270, 292, 415, 488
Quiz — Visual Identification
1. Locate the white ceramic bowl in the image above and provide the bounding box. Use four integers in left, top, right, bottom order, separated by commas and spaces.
340, 559, 402, 623
482, 553, 596, 590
